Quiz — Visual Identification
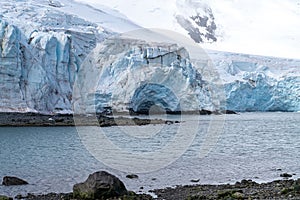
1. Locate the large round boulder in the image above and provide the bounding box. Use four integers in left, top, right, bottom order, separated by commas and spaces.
73, 171, 127, 199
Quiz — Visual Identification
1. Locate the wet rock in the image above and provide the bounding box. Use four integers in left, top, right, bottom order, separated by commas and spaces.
190, 179, 200, 183
217, 190, 243, 199
2, 176, 28, 186
126, 174, 139, 179
199, 109, 212, 115
232, 191, 244, 199
280, 173, 293, 178
165, 121, 173, 125
0, 195, 13, 200
221, 110, 237, 114
73, 171, 127, 199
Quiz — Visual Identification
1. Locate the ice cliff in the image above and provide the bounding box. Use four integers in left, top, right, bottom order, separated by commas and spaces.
73, 38, 220, 114
0, 0, 104, 113
0, 0, 299, 113
209, 51, 300, 112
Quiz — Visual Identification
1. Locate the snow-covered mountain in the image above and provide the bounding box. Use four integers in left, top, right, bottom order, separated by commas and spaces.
0, 0, 299, 113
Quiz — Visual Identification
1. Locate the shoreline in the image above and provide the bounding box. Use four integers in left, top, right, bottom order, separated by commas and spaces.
3, 178, 300, 200
0, 112, 178, 127
2, 110, 294, 127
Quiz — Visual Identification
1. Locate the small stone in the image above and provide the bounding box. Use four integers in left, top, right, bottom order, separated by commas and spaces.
280, 173, 293, 178
232, 192, 244, 199
190, 179, 200, 183
126, 174, 139, 179
165, 121, 173, 125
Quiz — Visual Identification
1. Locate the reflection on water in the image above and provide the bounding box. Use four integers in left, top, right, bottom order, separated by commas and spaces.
0, 112, 300, 196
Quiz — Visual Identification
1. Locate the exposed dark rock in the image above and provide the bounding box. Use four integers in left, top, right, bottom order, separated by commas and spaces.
73, 171, 127, 199
165, 121, 173, 125
190, 179, 200, 183
126, 174, 139, 179
221, 110, 237, 114
2, 176, 28, 186
281, 173, 293, 178
199, 109, 212, 115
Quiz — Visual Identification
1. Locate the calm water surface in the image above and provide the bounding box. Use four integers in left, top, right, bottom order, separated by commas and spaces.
0, 112, 299, 196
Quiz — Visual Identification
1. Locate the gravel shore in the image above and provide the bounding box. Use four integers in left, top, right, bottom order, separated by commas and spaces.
3, 179, 300, 200
0, 112, 174, 127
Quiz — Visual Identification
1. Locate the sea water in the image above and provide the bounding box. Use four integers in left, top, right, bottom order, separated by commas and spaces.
0, 112, 299, 196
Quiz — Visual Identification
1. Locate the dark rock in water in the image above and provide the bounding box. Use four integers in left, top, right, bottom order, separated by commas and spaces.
221, 110, 237, 114
126, 174, 139, 179
73, 171, 127, 199
190, 179, 200, 183
239, 179, 258, 186
280, 173, 293, 178
2, 176, 28, 186
165, 121, 173, 125
0, 195, 13, 200
199, 109, 212, 115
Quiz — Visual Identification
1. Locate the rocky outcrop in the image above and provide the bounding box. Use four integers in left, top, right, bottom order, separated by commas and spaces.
73, 171, 128, 199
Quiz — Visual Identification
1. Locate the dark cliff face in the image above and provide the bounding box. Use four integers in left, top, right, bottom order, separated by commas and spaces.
176, 1, 218, 44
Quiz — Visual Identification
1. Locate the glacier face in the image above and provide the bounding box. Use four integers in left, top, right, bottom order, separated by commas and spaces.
73, 38, 221, 114
0, 0, 299, 113
209, 51, 300, 112
0, 9, 100, 113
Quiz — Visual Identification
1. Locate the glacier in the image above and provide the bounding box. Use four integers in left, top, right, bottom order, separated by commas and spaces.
0, 0, 103, 113
72, 38, 221, 114
0, 0, 299, 114
209, 51, 300, 112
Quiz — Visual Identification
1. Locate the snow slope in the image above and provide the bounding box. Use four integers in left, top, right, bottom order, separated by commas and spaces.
77, 0, 300, 59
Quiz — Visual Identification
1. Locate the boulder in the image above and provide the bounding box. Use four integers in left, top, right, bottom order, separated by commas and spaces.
2, 176, 28, 186
73, 171, 127, 199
